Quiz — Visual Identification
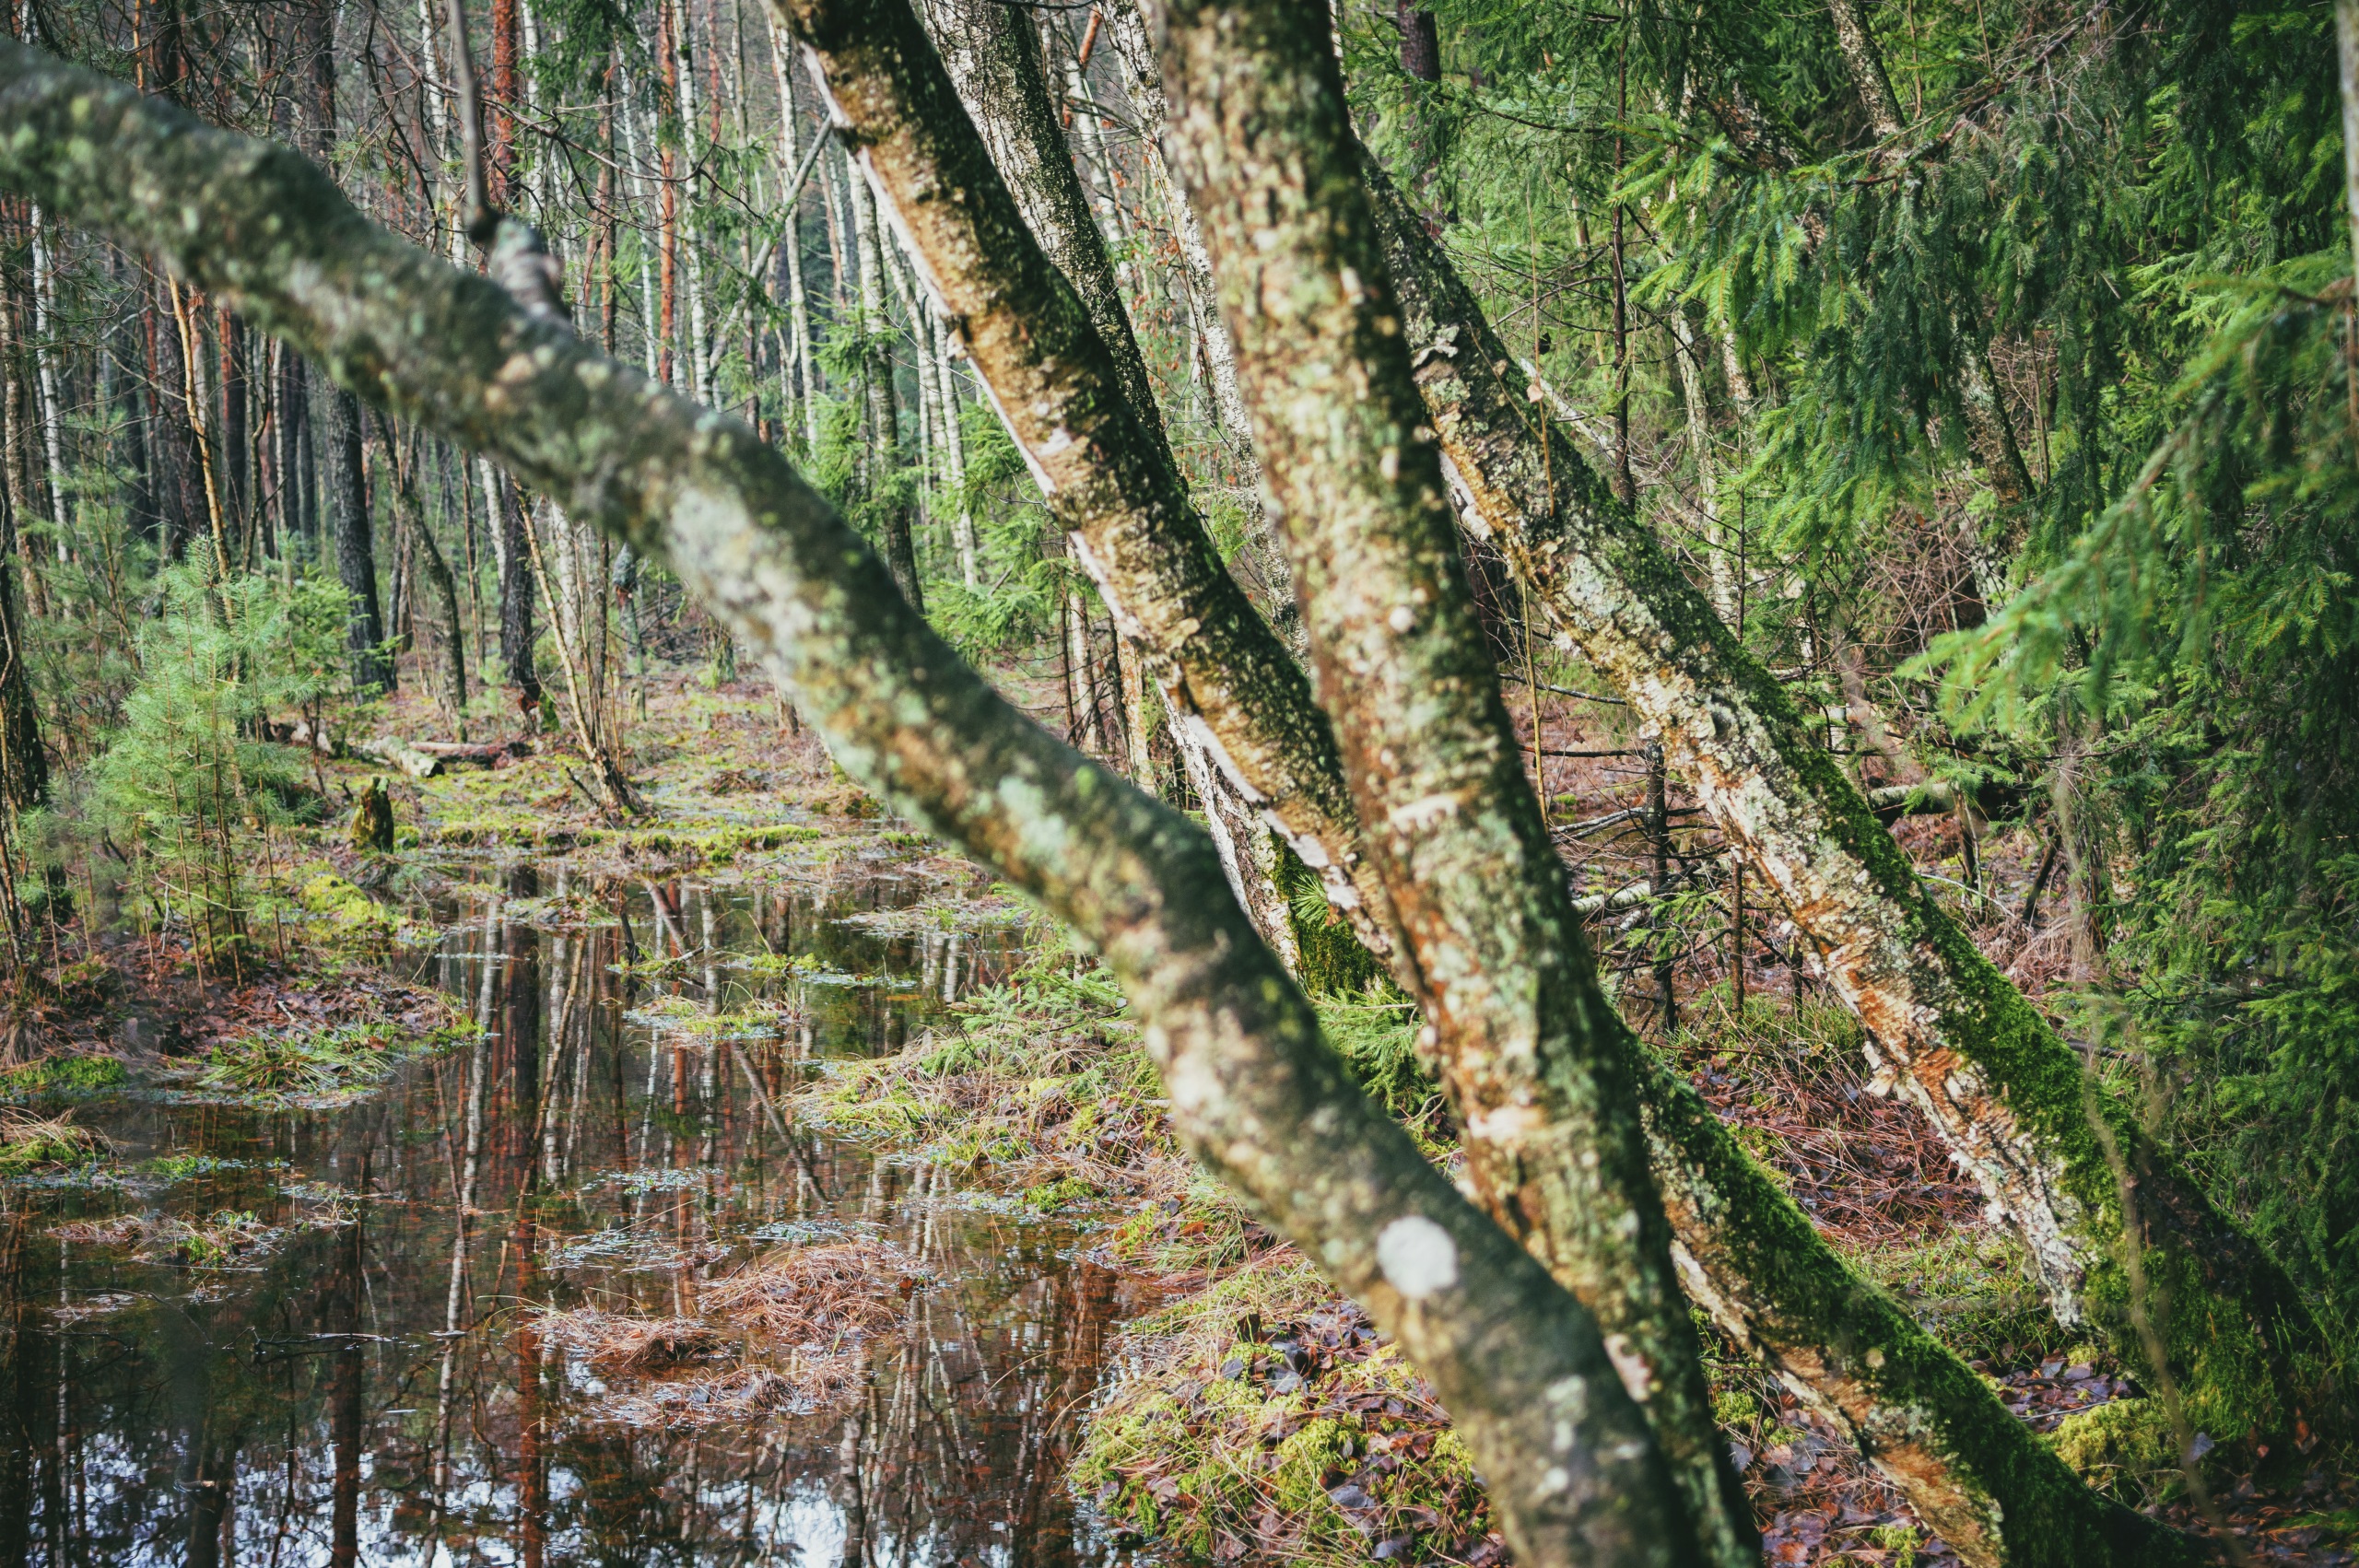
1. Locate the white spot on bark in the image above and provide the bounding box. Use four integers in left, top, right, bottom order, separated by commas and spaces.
1388, 792, 1463, 832
1464, 1104, 1546, 1142
1388, 605, 1415, 633
1602, 1334, 1654, 1404
1376, 1215, 1459, 1300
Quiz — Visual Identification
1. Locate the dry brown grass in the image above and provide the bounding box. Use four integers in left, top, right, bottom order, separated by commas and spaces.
526, 1242, 924, 1430
698, 1239, 921, 1343
534, 1307, 728, 1371
0, 1107, 107, 1171
49, 1213, 147, 1246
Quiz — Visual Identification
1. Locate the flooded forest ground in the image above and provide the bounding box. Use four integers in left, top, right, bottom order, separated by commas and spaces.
0, 674, 2350, 1568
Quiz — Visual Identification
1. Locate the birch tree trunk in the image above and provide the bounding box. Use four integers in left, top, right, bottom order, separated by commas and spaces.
765, 15, 821, 453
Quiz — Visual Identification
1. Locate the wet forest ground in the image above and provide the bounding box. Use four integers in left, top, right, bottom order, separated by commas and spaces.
0, 671, 2353, 1567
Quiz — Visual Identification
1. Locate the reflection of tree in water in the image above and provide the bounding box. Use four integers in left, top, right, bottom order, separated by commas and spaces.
0, 876, 1139, 1568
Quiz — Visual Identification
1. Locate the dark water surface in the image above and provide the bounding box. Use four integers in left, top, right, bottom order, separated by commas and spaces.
2, 851, 1157, 1567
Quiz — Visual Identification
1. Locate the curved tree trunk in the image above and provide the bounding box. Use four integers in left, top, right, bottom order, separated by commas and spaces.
0, 51, 1710, 1566
1364, 150, 2321, 1458
770, 9, 2210, 1562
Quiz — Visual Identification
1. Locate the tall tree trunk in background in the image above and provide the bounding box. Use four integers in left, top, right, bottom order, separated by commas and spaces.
285, 348, 314, 550
1366, 152, 2324, 1461
765, 15, 821, 451
1154, 5, 1751, 1559
495, 469, 540, 716
845, 169, 922, 612
375, 412, 467, 727
219, 309, 249, 559
934, 337, 975, 584
27, 205, 66, 558
147, 269, 196, 558
0, 432, 46, 809
315, 379, 391, 692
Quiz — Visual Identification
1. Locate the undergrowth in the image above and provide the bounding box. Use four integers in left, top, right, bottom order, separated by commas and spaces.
193, 1019, 474, 1102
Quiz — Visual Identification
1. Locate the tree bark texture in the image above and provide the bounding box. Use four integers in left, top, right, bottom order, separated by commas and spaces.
1150, 6, 1752, 1562
780, 0, 1390, 964
312, 377, 392, 693
1365, 154, 2321, 1453
0, 472, 43, 808
497, 471, 541, 712
0, 49, 1708, 1567
781, 12, 2206, 1561
910, 0, 1156, 423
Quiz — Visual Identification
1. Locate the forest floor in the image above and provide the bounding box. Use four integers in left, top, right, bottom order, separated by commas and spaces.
6, 671, 2353, 1566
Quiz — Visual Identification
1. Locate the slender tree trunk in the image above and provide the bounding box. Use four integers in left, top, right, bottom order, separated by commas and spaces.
495, 468, 540, 716
219, 310, 249, 558
314, 378, 392, 692
148, 270, 196, 558
934, 333, 975, 585
1154, 6, 1750, 1559
0, 425, 45, 809
26, 205, 65, 559
765, 15, 821, 452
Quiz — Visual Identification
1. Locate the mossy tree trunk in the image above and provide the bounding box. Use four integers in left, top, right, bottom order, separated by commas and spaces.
1150, 5, 1752, 1561
780, 0, 1391, 968
777, 9, 2216, 1559
0, 48, 1708, 1565
1364, 152, 2322, 1460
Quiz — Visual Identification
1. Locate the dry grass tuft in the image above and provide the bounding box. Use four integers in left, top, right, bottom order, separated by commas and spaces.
698, 1240, 922, 1343
527, 1243, 924, 1431
0, 1107, 108, 1171
600, 1352, 870, 1427
534, 1307, 728, 1371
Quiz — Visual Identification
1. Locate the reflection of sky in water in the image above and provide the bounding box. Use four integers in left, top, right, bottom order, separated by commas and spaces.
1, 861, 1153, 1568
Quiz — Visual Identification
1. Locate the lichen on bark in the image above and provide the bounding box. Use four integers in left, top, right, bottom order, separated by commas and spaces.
1150, 5, 1753, 1561
1363, 149, 2322, 1461
0, 41, 1700, 1568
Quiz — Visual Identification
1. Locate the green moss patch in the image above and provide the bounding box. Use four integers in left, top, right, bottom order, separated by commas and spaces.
1076, 1294, 1497, 1566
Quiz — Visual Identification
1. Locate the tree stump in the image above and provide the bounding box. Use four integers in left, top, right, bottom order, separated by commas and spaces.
349, 776, 395, 853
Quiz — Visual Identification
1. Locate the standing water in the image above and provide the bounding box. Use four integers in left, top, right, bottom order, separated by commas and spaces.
0, 849, 1164, 1566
